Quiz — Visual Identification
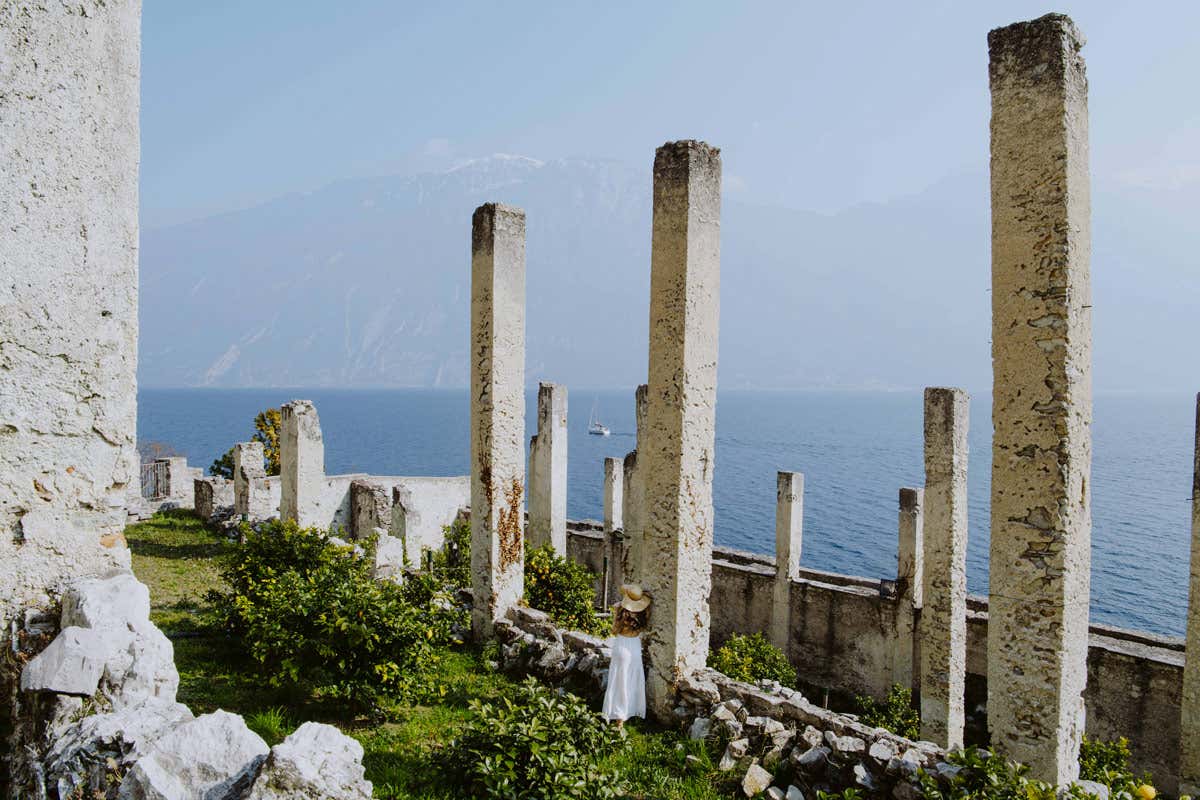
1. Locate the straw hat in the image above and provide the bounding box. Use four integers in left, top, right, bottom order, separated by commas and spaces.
619, 584, 651, 613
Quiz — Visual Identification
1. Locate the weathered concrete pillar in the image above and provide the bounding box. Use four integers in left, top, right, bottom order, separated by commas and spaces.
1181, 394, 1200, 795
620, 384, 650, 585
893, 487, 925, 691
280, 400, 326, 528
233, 441, 265, 518
770, 472, 803, 651
987, 14, 1092, 784
528, 382, 568, 553
469, 203, 526, 638
920, 388, 969, 749
640, 140, 721, 718
603, 457, 625, 607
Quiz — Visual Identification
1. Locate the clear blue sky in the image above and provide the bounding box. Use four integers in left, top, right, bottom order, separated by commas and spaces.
141, 1, 1200, 229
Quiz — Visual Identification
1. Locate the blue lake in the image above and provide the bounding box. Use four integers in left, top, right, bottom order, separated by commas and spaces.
137, 388, 1196, 638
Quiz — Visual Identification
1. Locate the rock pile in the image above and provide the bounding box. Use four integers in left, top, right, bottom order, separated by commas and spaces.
10, 572, 373, 799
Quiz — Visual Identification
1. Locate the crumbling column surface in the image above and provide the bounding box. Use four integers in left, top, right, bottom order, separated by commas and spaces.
527, 382, 568, 553
640, 141, 722, 719
604, 456, 625, 607
620, 384, 649, 585
770, 472, 803, 651
1181, 393, 1200, 795
0, 0, 141, 624
893, 487, 925, 691
469, 203, 527, 638
987, 13, 1092, 785
920, 388, 969, 749
280, 400, 326, 528
233, 442, 266, 518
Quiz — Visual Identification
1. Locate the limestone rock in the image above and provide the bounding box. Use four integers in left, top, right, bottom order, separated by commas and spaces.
21, 626, 105, 695
688, 716, 712, 741
118, 710, 269, 800
792, 745, 830, 773
62, 573, 151, 631
45, 698, 193, 800
246, 722, 372, 799
742, 763, 774, 797
869, 739, 897, 764
1070, 780, 1110, 800
372, 533, 406, 580
719, 738, 751, 771
786, 786, 805, 800
831, 735, 866, 757
767, 787, 786, 800
854, 763, 879, 791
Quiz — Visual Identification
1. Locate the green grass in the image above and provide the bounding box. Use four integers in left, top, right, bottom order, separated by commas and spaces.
125, 510, 739, 799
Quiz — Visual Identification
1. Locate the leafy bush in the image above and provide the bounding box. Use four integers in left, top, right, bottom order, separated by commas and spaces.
431, 517, 471, 587
524, 544, 605, 635
917, 746, 1056, 800
1079, 736, 1157, 800
856, 684, 920, 739
211, 519, 461, 709
708, 633, 797, 688
443, 677, 624, 799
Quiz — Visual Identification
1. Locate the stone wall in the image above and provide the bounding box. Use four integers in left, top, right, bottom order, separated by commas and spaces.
0, 0, 141, 626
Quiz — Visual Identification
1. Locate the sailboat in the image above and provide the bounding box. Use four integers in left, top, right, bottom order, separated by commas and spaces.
587, 399, 610, 436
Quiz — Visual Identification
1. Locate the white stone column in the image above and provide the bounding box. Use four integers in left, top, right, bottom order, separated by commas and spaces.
770, 471, 803, 651
1181, 394, 1200, 794
619, 384, 650, 585
233, 441, 265, 519
641, 140, 721, 718
987, 14, 1092, 784
893, 487, 925, 691
920, 388, 969, 749
604, 456, 625, 607
469, 203, 526, 638
528, 382, 568, 553
280, 400, 325, 528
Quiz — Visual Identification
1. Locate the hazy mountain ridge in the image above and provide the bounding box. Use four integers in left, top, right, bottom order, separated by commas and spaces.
139, 156, 1198, 393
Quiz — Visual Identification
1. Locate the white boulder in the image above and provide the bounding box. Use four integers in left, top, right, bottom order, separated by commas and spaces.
62, 573, 152, 631
118, 710, 269, 800
20, 626, 105, 695
246, 722, 373, 800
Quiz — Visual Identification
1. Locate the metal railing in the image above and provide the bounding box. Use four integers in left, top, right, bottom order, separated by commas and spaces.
140, 460, 169, 500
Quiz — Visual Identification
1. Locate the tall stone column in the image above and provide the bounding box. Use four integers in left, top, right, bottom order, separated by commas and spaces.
920, 388, 969, 748
893, 487, 925, 691
469, 203, 527, 638
528, 382, 568, 553
280, 400, 325, 528
1181, 394, 1200, 794
987, 14, 1092, 785
641, 140, 721, 718
770, 472, 803, 651
620, 384, 650, 584
233, 441, 265, 518
604, 456, 625, 607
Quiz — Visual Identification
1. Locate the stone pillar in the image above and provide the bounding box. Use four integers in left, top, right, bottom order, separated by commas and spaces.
280, 400, 325, 528
1181, 394, 1200, 795
920, 388, 969, 749
893, 487, 925, 691
987, 14, 1092, 784
770, 472, 803, 651
640, 140, 721, 718
469, 203, 526, 638
528, 382, 568, 553
233, 441, 265, 518
620, 384, 650, 585
603, 457, 625, 607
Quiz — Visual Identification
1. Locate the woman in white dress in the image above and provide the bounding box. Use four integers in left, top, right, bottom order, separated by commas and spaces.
602, 584, 651, 727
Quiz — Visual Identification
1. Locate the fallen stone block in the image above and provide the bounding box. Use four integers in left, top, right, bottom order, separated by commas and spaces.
62, 573, 152, 632
246, 722, 372, 799
742, 763, 774, 796
21, 626, 105, 696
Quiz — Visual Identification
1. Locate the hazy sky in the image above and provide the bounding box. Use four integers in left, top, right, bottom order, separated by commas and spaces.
141, 1, 1200, 229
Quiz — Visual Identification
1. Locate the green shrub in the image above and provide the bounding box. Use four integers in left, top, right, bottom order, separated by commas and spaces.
917, 746, 1057, 800
1079, 736, 1157, 800
524, 544, 605, 635
443, 677, 624, 799
856, 684, 920, 740
211, 519, 462, 710
708, 633, 797, 688
431, 517, 471, 587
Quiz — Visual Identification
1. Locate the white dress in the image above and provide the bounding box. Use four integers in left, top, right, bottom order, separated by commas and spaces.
602, 633, 646, 721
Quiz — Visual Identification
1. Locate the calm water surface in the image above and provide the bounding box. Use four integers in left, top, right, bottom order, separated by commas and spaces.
137, 388, 1195, 637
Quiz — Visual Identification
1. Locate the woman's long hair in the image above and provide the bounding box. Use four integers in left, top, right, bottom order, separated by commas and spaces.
615, 605, 648, 634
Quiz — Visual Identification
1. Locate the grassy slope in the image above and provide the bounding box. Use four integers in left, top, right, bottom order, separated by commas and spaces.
125, 511, 739, 800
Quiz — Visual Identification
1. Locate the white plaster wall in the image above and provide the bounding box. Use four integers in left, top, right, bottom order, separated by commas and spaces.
0, 0, 141, 622
390, 477, 470, 565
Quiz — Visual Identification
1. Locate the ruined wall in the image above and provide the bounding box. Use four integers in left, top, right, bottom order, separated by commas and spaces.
0, 0, 141, 623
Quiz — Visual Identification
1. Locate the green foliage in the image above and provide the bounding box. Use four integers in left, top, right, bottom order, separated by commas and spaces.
1079, 736, 1158, 800
916, 746, 1054, 800
855, 684, 920, 740
209, 448, 235, 479
210, 518, 462, 710
431, 517, 471, 588
523, 544, 605, 635
708, 633, 797, 688
254, 408, 282, 475
245, 706, 294, 745
443, 677, 624, 799
816, 790, 863, 800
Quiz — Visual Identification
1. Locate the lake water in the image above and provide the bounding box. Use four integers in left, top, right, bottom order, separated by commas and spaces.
137, 388, 1196, 638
